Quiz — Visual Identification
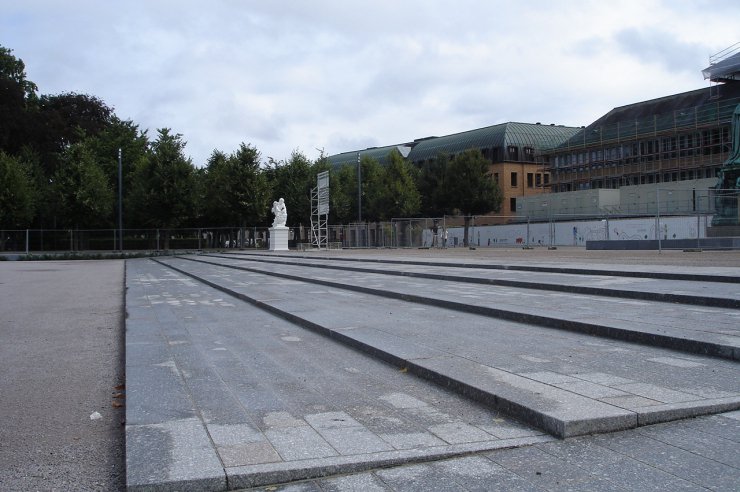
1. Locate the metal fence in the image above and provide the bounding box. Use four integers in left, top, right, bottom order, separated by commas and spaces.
2, 189, 738, 254
0, 226, 312, 254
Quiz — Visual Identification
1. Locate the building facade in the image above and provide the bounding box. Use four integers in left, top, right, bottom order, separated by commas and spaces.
544, 84, 740, 195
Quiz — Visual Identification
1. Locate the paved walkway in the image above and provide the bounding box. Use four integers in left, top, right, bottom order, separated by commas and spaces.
248, 411, 740, 491
0, 260, 126, 491
125, 248, 740, 491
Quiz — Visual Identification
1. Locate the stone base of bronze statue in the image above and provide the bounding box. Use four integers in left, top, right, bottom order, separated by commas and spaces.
707, 224, 740, 237
269, 227, 289, 251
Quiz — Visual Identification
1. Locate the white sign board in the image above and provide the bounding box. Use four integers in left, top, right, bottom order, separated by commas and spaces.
317, 171, 329, 215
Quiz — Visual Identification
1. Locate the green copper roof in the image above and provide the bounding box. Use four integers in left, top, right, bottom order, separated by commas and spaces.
327, 144, 411, 168
406, 122, 580, 163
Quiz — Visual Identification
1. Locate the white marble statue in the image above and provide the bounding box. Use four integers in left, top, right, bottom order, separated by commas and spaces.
271, 198, 287, 228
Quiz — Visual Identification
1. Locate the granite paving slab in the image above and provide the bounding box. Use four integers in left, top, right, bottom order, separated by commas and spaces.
125, 259, 553, 491
187, 254, 740, 360
205, 253, 740, 308
227, 250, 740, 283
155, 257, 740, 440
251, 411, 740, 491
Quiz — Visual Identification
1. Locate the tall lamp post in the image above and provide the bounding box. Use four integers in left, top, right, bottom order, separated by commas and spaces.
357, 151, 362, 223
118, 148, 123, 251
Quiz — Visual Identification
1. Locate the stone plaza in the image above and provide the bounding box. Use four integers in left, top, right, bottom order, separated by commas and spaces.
122, 248, 740, 491
1, 248, 739, 491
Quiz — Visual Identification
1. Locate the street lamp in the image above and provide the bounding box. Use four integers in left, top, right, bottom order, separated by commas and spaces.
357, 151, 362, 223
118, 148, 123, 251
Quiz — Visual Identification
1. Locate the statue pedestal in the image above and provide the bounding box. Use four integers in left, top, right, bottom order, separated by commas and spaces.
269, 227, 289, 251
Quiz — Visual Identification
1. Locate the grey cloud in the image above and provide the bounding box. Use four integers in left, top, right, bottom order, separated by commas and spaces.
613, 28, 708, 73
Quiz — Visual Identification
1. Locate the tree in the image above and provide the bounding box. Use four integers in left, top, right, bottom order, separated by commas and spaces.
51, 141, 114, 229
0, 151, 36, 229
201, 149, 230, 226
417, 152, 452, 217
83, 117, 149, 230
329, 164, 356, 224
358, 156, 385, 222
229, 143, 270, 226
0, 46, 39, 155
379, 149, 421, 220
87, 117, 149, 192
202, 143, 271, 229
128, 129, 196, 233
35, 92, 114, 177
446, 149, 502, 246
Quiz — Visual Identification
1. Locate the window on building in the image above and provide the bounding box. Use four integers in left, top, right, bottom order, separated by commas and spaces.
527, 173, 534, 187
511, 172, 518, 187
509, 197, 516, 212
508, 146, 519, 161
543, 174, 549, 185
523, 147, 535, 162
493, 173, 499, 183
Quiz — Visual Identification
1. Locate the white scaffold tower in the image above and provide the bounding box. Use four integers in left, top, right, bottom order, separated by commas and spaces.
310, 171, 329, 249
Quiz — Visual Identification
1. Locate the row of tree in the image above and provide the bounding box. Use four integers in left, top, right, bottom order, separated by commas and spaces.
1, 45, 502, 245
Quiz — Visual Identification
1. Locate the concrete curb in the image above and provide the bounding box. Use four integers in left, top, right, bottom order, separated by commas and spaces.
226, 435, 554, 489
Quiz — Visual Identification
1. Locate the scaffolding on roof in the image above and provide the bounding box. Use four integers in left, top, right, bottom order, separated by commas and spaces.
703, 43, 740, 82
548, 95, 740, 152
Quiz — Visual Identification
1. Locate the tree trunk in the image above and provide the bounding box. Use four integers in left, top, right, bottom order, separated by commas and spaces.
463, 216, 471, 247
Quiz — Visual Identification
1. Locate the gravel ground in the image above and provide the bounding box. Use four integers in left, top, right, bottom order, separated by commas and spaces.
0, 260, 126, 492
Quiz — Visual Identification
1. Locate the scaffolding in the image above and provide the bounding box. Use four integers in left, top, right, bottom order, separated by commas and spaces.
310, 171, 329, 249
703, 43, 740, 83
546, 94, 740, 192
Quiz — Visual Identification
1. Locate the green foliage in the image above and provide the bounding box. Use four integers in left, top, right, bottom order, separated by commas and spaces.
34, 92, 114, 178
447, 149, 502, 245
417, 152, 452, 217
447, 149, 502, 216
0, 46, 39, 156
0, 151, 36, 228
200, 149, 229, 226
327, 150, 422, 223
87, 116, 149, 198
51, 141, 114, 228
202, 143, 271, 227
128, 129, 196, 229
0, 46, 38, 100
379, 149, 421, 220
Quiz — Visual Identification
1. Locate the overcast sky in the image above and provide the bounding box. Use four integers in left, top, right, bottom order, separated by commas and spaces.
3, 1, 738, 166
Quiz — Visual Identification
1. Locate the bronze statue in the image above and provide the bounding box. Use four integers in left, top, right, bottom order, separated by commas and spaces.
712, 104, 740, 226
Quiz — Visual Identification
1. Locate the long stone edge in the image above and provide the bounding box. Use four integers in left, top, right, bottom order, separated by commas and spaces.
226, 435, 554, 489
